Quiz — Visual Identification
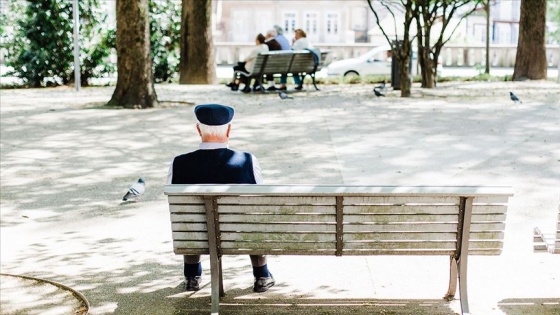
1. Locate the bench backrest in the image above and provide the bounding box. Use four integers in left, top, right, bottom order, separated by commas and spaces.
249, 51, 318, 77
165, 185, 512, 257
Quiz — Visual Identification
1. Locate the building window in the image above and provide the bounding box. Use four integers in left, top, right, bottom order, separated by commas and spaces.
303, 11, 319, 42
283, 11, 298, 35
325, 11, 340, 43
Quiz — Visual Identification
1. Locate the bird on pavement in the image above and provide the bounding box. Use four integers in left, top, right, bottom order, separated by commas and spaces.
278, 91, 293, 99
510, 91, 522, 103
374, 81, 386, 91
374, 88, 385, 97
122, 178, 145, 201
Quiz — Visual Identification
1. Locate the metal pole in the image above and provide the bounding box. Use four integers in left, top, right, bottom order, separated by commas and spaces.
73, 0, 81, 91
485, 0, 490, 75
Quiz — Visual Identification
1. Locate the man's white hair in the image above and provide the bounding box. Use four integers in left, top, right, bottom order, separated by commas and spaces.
198, 123, 229, 137
266, 29, 278, 37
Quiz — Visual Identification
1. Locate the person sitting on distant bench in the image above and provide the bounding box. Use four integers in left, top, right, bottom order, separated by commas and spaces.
226, 33, 269, 93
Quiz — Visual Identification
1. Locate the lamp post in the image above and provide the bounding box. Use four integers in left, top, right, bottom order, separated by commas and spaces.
73, 0, 80, 91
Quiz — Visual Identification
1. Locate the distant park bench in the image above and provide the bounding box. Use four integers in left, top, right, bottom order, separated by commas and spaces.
164, 184, 513, 315
235, 50, 330, 92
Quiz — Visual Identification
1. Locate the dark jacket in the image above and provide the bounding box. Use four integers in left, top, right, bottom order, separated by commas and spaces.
171, 148, 256, 184
265, 38, 282, 51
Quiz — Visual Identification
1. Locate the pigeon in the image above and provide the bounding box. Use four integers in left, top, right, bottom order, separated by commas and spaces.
374, 88, 385, 97
374, 81, 386, 91
122, 178, 145, 201
278, 91, 293, 99
510, 92, 522, 103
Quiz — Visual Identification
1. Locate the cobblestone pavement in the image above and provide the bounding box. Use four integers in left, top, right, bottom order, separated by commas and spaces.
1, 81, 559, 314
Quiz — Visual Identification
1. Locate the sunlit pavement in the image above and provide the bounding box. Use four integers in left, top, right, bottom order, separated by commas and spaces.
1, 81, 559, 314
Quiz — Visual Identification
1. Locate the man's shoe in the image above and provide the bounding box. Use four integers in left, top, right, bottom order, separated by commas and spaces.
294, 85, 303, 91
253, 274, 275, 292
231, 84, 239, 91
185, 276, 201, 291
266, 86, 277, 91
278, 86, 287, 91
241, 85, 251, 93
225, 82, 234, 88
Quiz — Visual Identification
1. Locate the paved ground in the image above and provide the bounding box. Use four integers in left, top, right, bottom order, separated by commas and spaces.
1, 81, 559, 315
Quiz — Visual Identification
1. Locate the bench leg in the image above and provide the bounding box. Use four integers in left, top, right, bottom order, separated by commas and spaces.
209, 253, 221, 314
445, 256, 458, 300
311, 73, 320, 91
219, 257, 224, 297
458, 255, 470, 315
445, 256, 470, 314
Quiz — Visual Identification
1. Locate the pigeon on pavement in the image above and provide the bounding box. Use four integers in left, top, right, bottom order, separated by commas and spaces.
278, 91, 293, 99
374, 88, 385, 97
122, 178, 145, 201
374, 81, 386, 91
510, 91, 522, 103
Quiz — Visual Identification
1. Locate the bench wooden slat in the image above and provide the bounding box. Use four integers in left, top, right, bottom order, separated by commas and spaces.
168, 195, 204, 204
172, 222, 207, 231
221, 241, 335, 250
470, 213, 507, 222
345, 196, 509, 205
221, 232, 335, 242
218, 205, 335, 214
165, 184, 513, 197
344, 205, 506, 214
345, 231, 502, 241
170, 213, 207, 222
220, 223, 335, 233
169, 204, 205, 213
220, 213, 336, 223
172, 231, 208, 240
344, 222, 458, 232
470, 222, 506, 231
344, 214, 459, 223
171, 221, 505, 233
219, 196, 335, 205
345, 205, 457, 214
221, 249, 336, 255
343, 240, 503, 250
342, 249, 456, 255
173, 241, 208, 249
344, 241, 457, 250
345, 232, 457, 241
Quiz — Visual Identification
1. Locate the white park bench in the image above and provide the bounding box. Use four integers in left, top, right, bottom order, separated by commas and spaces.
164, 184, 513, 315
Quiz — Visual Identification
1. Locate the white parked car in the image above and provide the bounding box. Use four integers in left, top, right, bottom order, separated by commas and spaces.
327, 46, 393, 77
326, 45, 441, 78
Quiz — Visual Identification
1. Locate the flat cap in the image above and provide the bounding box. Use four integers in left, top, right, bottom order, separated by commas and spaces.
194, 104, 234, 126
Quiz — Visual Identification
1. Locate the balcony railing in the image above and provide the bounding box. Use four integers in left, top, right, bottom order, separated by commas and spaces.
214, 42, 560, 68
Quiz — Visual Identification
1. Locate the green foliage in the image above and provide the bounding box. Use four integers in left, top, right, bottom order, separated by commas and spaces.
149, 0, 181, 83
548, 0, 560, 43
3, 0, 114, 87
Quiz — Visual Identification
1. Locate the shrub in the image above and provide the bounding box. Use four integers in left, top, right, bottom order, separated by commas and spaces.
3, 0, 114, 87
149, 0, 181, 83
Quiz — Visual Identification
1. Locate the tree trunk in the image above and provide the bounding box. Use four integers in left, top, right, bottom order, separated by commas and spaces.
399, 40, 412, 97
513, 0, 547, 80
109, 0, 158, 108
179, 0, 216, 84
